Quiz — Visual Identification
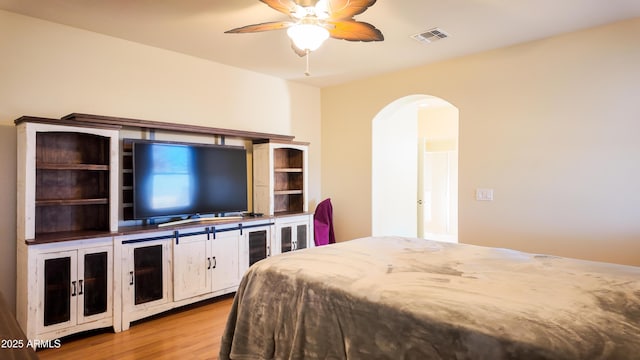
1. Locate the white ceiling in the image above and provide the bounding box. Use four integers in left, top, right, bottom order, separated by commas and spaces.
1, 0, 639, 88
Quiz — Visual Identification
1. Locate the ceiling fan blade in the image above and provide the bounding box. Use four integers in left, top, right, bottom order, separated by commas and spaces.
294, 0, 321, 6
327, 0, 377, 20
328, 20, 384, 41
225, 20, 293, 34
260, 0, 298, 16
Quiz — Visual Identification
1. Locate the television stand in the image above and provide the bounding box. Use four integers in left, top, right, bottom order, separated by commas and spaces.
157, 216, 244, 228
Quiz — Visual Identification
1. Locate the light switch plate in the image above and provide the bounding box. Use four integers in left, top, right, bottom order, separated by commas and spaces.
476, 188, 494, 201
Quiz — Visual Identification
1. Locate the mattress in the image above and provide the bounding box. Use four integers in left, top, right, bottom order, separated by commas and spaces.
220, 236, 640, 359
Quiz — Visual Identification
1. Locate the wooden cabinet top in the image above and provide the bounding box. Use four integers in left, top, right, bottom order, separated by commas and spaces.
16, 113, 296, 143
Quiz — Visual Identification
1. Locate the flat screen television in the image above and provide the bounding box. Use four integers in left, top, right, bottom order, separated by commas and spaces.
131, 139, 248, 220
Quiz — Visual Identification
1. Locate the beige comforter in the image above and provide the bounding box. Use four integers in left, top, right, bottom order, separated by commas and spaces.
220, 237, 640, 359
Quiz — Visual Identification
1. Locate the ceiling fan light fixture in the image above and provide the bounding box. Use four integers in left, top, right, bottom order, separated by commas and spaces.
292, 6, 308, 19
314, 0, 330, 19
287, 23, 330, 52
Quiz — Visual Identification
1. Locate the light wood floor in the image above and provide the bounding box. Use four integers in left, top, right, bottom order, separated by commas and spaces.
38, 295, 234, 360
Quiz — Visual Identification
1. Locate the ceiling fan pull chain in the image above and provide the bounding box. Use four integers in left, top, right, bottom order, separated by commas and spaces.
305, 49, 311, 76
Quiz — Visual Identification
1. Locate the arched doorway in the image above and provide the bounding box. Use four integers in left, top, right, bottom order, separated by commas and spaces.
371, 95, 458, 242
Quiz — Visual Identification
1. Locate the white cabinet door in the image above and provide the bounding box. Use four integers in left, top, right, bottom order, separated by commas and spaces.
274, 214, 312, 255
122, 239, 171, 312
239, 225, 272, 276
26, 238, 115, 340
211, 230, 241, 293
173, 234, 212, 302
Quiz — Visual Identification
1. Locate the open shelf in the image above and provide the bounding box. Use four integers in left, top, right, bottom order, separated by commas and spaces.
274, 168, 303, 173
36, 198, 109, 206
273, 148, 304, 206
33, 131, 113, 239
37, 163, 109, 171
274, 190, 303, 195
122, 140, 134, 220
274, 193, 304, 214
253, 142, 307, 215
273, 148, 304, 213
35, 204, 110, 237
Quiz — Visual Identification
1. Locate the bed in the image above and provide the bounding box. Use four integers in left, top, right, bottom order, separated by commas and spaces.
219, 236, 640, 359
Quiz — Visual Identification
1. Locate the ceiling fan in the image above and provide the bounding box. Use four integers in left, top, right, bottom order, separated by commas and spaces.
225, 0, 384, 75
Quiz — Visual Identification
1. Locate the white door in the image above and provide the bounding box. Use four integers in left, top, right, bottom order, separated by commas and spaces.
211, 230, 241, 293
173, 234, 212, 301
418, 138, 427, 238
123, 240, 171, 312
240, 226, 271, 275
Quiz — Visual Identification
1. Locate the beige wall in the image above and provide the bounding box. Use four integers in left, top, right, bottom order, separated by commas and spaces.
418, 105, 458, 152
322, 18, 640, 266
0, 10, 321, 313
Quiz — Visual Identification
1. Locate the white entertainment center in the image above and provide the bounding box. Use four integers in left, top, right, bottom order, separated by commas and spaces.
15, 114, 314, 341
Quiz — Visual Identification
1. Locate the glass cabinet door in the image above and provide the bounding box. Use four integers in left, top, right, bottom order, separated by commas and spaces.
133, 245, 164, 305
82, 252, 108, 317
296, 224, 308, 250
39, 249, 79, 332
43, 256, 72, 327
248, 230, 268, 266
39, 246, 111, 332
280, 227, 292, 253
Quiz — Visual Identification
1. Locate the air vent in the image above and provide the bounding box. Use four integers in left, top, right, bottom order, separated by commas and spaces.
411, 28, 449, 44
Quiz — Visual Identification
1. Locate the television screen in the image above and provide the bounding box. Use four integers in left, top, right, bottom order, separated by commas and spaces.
132, 140, 248, 220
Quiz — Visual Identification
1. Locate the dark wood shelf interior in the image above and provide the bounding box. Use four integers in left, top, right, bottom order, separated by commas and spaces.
37, 163, 109, 171
37, 132, 110, 165
134, 267, 157, 276
36, 198, 109, 206
274, 168, 303, 173
274, 148, 303, 169
274, 191, 303, 214
34, 131, 112, 238
35, 204, 110, 236
274, 190, 303, 195
122, 140, 134, 220
275, 172, 303, 191
36, 169, 109, 200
